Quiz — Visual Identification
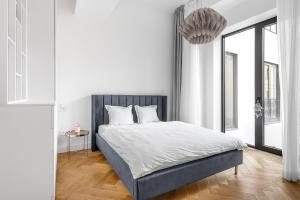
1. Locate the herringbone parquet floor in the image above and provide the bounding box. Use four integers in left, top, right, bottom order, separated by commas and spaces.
56, 148, 300, 200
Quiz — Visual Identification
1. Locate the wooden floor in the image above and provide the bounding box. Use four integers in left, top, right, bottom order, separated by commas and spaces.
56, 149, 300, 200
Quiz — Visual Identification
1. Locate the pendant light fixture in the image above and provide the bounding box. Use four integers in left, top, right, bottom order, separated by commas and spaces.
179, 0, 227, 44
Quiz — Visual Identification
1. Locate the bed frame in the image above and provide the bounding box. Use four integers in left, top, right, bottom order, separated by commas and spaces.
91, 95, 243, 200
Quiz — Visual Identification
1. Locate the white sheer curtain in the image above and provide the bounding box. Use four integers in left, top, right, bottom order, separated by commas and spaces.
179, 1, 203, 126
180, 43, 202, 125
277, 0, 300, 181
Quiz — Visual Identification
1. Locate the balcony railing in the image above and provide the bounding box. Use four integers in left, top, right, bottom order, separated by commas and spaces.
264, 99, 280, 123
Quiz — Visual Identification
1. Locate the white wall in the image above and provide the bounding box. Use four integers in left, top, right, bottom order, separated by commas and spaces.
0, 105, 55, 200
56, 0, 173, 152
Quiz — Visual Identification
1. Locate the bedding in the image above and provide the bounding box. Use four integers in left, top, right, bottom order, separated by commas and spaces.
135, 105, 159, 123
105, 105, 134, 125
98, 121, 247, 179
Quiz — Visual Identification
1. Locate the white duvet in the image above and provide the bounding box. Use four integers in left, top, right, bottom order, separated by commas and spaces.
99, 121, 247, 179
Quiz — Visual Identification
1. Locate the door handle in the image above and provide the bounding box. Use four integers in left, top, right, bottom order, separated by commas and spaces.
255, 97, 263, 119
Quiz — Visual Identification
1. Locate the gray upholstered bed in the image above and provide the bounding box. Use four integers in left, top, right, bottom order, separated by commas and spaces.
91, 95, 243, 200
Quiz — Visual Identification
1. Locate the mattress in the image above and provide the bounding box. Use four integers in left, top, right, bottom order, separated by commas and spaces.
98, 121, 247, 179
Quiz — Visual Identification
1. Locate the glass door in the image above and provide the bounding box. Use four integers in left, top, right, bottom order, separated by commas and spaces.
222, 17, 282, 155
261, 21, 282, 153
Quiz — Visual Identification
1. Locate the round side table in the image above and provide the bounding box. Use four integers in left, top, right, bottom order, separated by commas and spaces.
65, 130, 89, 159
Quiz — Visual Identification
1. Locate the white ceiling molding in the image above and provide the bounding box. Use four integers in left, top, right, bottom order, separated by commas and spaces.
75, 0, 120, 20
223, 8, 276, 35
220, 0, 276, 26
211, 0, 248, 13
140, 0, 223, 12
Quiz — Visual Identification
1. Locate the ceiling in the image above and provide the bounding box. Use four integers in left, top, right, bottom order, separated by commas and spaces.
66, 0, 228, 16
75, 0, 120, 19
59, 0, 275, 26
71, 0, 250, 16
141, 0, 224, 11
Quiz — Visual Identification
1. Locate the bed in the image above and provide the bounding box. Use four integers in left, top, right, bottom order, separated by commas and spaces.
91, 95, 244, 200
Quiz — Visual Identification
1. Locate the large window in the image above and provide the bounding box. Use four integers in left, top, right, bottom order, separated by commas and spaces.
225, 52, 238, 130
222, 17, 282, 155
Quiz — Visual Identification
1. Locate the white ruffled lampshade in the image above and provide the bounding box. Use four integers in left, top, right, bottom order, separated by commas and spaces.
179, 7, 227, 44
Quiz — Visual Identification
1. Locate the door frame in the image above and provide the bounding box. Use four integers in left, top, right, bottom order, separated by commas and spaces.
221, 17, 282, 156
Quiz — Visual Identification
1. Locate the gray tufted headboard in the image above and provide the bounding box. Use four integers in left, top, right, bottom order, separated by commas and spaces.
91, 95, 167, 151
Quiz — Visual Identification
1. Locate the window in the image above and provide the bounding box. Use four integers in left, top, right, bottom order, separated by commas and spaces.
225, 52, 238, 130
264, 62, 280, 123
7, 0, 27, 104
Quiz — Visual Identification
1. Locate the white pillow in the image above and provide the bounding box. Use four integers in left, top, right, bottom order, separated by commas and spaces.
135, 105, 160, 124
105, 105, 134, 125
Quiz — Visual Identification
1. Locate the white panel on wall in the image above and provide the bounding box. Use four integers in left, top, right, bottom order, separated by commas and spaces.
22, 4, 27, 53
0, 105, 55, 200
8, 41, 16, 102
16, 0, 22, 22
16, 22, 22, 74
22, 54, 27, 99
27, 0, 55, 104
8, 0, 16, 41
16, 76, 22, 100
